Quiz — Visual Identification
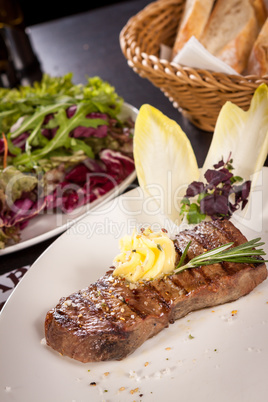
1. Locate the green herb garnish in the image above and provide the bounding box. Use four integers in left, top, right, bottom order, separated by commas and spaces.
189, 334, 195, 339
174, 237, 267, 274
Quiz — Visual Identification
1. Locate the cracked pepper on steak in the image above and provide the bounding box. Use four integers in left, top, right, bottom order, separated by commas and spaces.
44, 219, 267, 362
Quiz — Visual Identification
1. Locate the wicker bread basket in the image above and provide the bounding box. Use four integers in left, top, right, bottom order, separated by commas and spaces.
120, 0, 268, 132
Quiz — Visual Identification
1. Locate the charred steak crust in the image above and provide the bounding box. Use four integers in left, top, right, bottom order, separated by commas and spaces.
45, 220, 267, 362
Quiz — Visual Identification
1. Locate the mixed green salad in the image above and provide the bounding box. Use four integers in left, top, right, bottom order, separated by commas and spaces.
0, 73, 135, 249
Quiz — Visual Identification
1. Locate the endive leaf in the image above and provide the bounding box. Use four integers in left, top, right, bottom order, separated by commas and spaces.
201, 83, 268, 185
133, 104, 199, 224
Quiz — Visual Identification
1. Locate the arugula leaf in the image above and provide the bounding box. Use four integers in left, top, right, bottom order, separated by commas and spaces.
12, 102, 104, 167
9, 100, 73, 140
1, 74, 125, 172
69, 138, 94, 159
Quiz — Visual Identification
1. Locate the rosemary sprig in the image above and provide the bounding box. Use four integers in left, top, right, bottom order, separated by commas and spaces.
174, 238, 268, 274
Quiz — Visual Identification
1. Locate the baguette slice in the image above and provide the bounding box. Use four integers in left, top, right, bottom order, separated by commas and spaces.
171, 0, 215, 59
250, 0, 268, 27
200, 0, 259, 73
246, 18, 268, 75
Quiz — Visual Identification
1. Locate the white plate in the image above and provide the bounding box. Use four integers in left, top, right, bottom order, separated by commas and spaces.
0, 102, 138, 256
0, 168, 267, 402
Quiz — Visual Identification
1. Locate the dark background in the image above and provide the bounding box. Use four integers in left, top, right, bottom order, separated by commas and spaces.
17, 0, 128, 26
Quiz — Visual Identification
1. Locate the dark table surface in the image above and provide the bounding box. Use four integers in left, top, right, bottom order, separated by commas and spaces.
0, 0, 258, 274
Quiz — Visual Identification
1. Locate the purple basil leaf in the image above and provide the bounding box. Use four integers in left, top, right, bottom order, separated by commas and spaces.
213, 159, 225, 169
185, 181, 205, 197
205, 168, 233, 187
228, 201, 238, 213
241, 199, 249, 209
234, 180, 251, 208
200, 194, 229, 216
241, 180, 251, 201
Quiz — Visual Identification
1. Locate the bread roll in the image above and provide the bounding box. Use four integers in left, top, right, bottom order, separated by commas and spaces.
246, 18, 268, 75
199, 0, 259, 73
171, 0, 215, 59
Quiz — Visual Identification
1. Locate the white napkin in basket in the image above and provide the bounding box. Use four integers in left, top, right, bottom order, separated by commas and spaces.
162, 36, 239, 75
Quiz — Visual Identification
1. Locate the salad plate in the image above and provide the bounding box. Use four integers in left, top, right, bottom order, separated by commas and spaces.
0, 102, 138, 256
0, 167, 267, 402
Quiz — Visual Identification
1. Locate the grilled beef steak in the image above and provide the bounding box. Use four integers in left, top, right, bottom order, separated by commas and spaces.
45, 220, 267, 362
